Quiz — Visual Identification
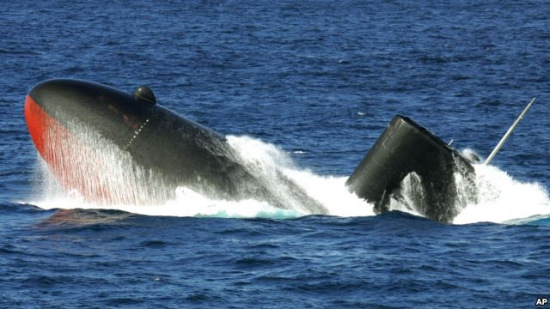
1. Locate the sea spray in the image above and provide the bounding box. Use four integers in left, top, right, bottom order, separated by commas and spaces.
226, 135, 326, 214
37, 119, 174, 205
226, 135, 374, 217
387, 172, 425, 218
31, 135, 549, 223
454, 164, 550, 224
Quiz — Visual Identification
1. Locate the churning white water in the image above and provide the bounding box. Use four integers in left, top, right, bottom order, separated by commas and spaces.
453, 163, 550, 224
31, 135, 550, 224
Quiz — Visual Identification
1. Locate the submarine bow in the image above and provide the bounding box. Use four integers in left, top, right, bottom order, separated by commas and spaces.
24, 79, 326, 213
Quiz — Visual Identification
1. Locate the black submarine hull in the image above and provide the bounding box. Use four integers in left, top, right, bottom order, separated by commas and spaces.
25, 79, 324, 211
25, 79, 476, 222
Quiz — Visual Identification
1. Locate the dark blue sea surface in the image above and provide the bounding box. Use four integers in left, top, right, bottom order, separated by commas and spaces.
1, 0, 550, 307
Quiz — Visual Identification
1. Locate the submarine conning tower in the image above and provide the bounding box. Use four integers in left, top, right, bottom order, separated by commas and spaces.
346, 115, 477, 223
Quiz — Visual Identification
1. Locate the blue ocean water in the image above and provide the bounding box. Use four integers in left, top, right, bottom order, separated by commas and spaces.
1, 0, 550, 307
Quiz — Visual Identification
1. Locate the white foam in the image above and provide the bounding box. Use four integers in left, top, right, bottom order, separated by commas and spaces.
32, 187, 301, 219
453, 164, 550, 224
280, 169, 374, 217
30, 135, 374, 218
226, 135, 374, 217
29, 135, 549, 223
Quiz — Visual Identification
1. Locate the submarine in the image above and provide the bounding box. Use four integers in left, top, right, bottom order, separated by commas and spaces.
25, 79, 478, 222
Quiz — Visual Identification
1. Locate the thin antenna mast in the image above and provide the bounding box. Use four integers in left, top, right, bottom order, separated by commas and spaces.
484, 97, 536, 165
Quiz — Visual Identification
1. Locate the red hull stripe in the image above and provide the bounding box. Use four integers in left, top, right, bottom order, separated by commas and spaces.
24, 95, 113, 203
25, 95, 56, 162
